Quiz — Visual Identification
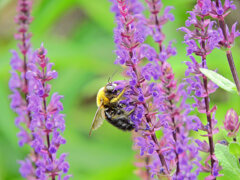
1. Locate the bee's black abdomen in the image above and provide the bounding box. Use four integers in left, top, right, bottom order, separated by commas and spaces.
105, 110, 135, 131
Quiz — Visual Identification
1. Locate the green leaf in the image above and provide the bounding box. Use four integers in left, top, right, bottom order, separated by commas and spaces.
199, 68, 238, 94
215, 143, 240, 179
229, 143, 240, 158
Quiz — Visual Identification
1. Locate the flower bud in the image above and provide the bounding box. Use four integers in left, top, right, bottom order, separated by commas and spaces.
224, 109, 239, 133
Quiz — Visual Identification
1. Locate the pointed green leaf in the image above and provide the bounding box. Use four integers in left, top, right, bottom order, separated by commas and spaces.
229, 142, 240, 158
215, 143, 240, 179
200, 68, 238, 94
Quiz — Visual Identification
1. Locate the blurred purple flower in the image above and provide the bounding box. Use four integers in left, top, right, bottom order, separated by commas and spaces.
224, 109, 240, 137
9, 0, 38, 177
19, 158, 35, 178
9, 3, 71, 177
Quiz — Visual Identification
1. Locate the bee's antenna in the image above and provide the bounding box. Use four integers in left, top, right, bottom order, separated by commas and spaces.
110, 70, 119, 82
107, 70, 119, 84
108, 77, 111, 83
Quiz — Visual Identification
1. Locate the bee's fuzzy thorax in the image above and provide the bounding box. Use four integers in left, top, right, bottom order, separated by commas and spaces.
96, 87, 109, 107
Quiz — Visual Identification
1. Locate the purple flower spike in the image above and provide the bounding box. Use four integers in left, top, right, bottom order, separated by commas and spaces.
180, 0, 227, 178
10, 1, 71, 179
14, 0, 33, 56
110, 0, 200, 179
110, 0, 171, 178
9, 0, 38, 177
26, 45, 71, 179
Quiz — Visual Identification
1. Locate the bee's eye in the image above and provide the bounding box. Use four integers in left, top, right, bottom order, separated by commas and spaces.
106, 83, 116, 91
106, 85, 114, 91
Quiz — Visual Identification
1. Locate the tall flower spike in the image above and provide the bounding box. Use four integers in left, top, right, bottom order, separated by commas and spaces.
10, 0, 33, 145
26, 44, 71, 180
180, 1, 221, 179
143, 0, 201, 179
9, 0, 38, 177
110, 0, 171, 178
10, 1, 71, 179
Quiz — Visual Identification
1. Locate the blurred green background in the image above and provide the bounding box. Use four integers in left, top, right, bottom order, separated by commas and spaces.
0, 0, 240, 179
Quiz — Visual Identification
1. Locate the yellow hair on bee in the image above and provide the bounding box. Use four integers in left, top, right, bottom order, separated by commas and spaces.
96, 87, 109, 107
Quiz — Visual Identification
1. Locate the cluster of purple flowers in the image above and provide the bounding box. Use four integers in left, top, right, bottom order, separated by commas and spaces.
180, 0, 240, 179
110, 0, 170, 177
9, 0, 33, 147
9, 0, 70, 179
182, 0, 240, 93
110, 0, 203, 179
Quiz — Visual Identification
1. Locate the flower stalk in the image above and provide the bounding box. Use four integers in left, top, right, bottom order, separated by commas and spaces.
200, 25, 216, 175
202, 56, 216, 175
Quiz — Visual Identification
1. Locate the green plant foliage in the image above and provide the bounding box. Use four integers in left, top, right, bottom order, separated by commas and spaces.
215, 143, 240, 180
229, 142, 240, 158
200, 68, 238, 94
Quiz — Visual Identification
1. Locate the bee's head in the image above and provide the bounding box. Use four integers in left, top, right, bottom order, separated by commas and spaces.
105, 82, 117, 93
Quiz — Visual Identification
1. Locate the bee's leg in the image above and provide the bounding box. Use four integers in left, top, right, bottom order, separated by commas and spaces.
110, 88, 126, 104
105, 111, 112, 120
123, 108, 134, 116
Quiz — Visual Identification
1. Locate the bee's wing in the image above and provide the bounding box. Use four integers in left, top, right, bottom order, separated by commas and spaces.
89, 101, 105, 136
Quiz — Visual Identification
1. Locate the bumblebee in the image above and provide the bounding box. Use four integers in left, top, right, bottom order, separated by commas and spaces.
89, 82, 135, 136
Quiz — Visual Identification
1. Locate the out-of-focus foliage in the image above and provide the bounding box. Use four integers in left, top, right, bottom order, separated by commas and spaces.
0, 0, 240, 179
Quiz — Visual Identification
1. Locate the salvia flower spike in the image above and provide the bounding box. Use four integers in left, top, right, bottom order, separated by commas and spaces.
110, 0, 170, 178
144, 0, 201, 179
180, 0, 222, 179
10, 1, 71, 178
111, 0, 201, 179
25, 44, 71, 180
9, 0, 38, 177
